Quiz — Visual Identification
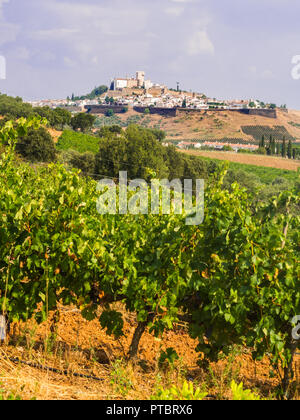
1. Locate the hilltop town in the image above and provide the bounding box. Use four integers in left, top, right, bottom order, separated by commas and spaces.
28, 70, 281, 112
25, 70, 300, 155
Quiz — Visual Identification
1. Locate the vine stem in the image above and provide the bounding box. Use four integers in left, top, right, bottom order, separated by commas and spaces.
128, 314, 154, 360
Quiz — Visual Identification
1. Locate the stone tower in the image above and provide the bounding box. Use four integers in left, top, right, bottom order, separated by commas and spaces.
136, 71, 145, 88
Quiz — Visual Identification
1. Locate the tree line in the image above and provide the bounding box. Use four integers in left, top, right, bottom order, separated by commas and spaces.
258, 135, 299, 159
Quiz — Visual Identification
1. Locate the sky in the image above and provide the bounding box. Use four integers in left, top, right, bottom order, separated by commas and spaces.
1, 0, 300, 108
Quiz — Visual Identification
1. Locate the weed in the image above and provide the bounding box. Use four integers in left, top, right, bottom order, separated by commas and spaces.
151, 380, 207, 400
110, 359, 133, 397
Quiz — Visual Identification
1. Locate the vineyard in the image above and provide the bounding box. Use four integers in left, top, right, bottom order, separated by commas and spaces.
241, 126, 295, 142
0, 118, 299, 400
56, 130, 100, 154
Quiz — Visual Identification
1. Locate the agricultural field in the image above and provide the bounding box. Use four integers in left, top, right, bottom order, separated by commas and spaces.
0, 119, 299, 401
241, 125, 295, 142
181, 150, 300, 172
0, 308, 299, 400
56, 130, 101, 154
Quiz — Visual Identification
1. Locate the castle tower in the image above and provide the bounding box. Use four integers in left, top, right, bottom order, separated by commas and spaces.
136, 71, 145, 88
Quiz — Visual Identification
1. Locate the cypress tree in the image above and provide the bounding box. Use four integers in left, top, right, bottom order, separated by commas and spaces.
282, 137, 287, 158
267, 135, 272, 155
287, 139, 292, 159
271, 137, 276, 155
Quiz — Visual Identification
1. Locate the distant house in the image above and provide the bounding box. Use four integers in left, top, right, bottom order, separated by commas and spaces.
177, 141, 199, 149
202, 141, 259, 152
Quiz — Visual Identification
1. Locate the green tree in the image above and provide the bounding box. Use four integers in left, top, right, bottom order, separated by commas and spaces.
0, 93, 33, 119
164, 145, 185, 179
269, 136, 276, 155
73, 85, 108, 101
16, 127, 56, 162
106, 109, 115, 117
68, 150, 96, 176
70, 113, 96, 133
287, 139, 292, 159
282, 137, 287, 158
53, 108, 72, 129
95, 125, 169, 181
149, 128, 166, 142
97, 126, 122, 137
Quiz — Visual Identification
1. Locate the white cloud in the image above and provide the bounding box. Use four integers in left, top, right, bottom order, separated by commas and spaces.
29, 1, 150, 64
248, 66, 275, 80
31, 28, 79, 41
0, 0, 9, 16
63, 56, 76, 68
187, 30, 215, 55
15, 46, 31, 60
43, 1, 148, 36
261, 69, 275, 80
165, 6, 185, 16
0, 0, 19, 46
39, 51, 56, 62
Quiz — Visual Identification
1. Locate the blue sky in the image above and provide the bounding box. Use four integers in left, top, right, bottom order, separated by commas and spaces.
0, 0, 300, 108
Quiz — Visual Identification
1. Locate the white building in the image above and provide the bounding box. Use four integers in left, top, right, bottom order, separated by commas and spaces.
114, 78, 128, 90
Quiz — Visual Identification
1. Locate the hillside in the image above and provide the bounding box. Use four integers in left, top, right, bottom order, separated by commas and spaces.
99, 109, 300, 143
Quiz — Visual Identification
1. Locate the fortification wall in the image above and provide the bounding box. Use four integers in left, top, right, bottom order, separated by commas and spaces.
133, 106, 177, 117
84, 105, 125, 114
177, 108, 277, 119
245, 109, 277, 118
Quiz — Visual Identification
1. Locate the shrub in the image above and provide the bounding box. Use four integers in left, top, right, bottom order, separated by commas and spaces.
223, 145, 234, 152
151, 381, 207, 401
256, 147, 267, 155
106, 109, 115, 117
67, 150, 96, 176
97, 125, 122, 137
231, 381, 261, 400
70, 113, 96, 132
16, 127, 56, 162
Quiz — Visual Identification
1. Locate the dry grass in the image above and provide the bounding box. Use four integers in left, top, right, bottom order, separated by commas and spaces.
0, 308, 299, 400
181, 150, 300, 171
47, 128, 62, 144
116, 109, 300, 142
